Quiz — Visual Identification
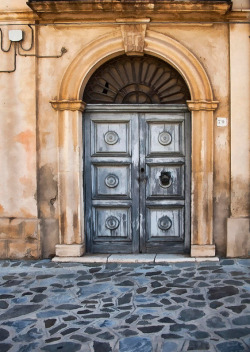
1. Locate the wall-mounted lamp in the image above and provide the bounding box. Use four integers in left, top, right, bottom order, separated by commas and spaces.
0, 25, 67, 73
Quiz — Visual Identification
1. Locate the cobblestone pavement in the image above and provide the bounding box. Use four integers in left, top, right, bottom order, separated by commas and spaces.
0, 259, 249, 352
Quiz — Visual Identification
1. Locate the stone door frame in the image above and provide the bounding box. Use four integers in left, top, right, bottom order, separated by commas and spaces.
51, 29, 218, 258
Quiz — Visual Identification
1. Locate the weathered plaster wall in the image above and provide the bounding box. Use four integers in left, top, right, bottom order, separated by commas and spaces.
227, 23, 250, 257
230, 23, 250, 218
1, 0, 30, 12
232, 0, 249, 10
0, 25, 39, 258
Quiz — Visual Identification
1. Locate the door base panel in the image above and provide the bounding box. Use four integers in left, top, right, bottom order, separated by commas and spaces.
91, 243, 135, 254
145, 243, 187, 254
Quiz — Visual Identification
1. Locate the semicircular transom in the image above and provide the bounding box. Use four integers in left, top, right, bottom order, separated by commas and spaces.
83, 55, 190, 104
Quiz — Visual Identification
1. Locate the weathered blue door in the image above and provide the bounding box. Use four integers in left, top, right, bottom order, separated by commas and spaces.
84, 105, 190, 254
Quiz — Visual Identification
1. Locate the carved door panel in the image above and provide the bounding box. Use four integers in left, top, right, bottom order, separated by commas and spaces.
85, 110, 140, 254
84, 107, 190, 254
140, 112, 190, 253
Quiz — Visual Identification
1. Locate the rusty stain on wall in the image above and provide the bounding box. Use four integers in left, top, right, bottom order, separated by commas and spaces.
40, 219, 59, 258
37, 164, 59, 257
231, 176, 250, 218
20, 177, 34, 199
14, 130, 34, 153
214, 193, 230, 256
14, 129, 35, 172
38, 164, 58, 219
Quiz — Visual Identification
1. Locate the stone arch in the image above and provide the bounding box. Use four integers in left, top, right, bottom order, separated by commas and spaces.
51, 30, 218, 258
58, 30, 214, 103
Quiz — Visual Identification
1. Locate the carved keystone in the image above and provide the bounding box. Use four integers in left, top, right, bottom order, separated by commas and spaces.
117, 18, 150, 56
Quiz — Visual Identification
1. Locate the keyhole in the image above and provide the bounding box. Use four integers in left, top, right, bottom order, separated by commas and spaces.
141, 168, 145, 173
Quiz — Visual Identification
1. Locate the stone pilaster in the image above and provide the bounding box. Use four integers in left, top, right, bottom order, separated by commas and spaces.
51, 100, 85, 257
187, 100, 219, 257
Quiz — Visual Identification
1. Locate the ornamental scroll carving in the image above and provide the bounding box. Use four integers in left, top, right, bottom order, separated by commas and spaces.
118, 19, 150, 56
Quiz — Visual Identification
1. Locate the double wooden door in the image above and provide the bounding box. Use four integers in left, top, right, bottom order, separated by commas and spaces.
84, 106, 190, 254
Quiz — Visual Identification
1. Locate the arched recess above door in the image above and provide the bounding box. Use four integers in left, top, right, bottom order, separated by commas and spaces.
82, 55, 190, 104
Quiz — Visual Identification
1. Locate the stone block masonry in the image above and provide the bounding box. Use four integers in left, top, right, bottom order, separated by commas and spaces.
0, 218, 40, 259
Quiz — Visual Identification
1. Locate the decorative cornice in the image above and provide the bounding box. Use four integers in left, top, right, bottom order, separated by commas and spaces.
116, 18, 151, 24
27, 1, 232, 17
226, 10, 250, 22
187, 100, 219, 111
50, 100, 86, 112
0, 11, 38, 22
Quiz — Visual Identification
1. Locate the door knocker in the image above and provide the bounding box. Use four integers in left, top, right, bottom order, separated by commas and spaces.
159, 171, 172, 188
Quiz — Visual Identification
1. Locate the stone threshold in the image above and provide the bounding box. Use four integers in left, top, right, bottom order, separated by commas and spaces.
52, 254, 219, 264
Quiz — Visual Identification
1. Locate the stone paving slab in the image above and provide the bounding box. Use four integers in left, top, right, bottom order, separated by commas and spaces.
0, 259, 249, 351
53, 254, 219, 264
108, 254, 156, 263
154, 255, 196, 263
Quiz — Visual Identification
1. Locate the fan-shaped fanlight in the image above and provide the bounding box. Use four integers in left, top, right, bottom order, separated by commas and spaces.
83, 55, 190, 104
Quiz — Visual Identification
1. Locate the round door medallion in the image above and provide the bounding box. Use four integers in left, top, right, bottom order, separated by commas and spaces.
104, 131, 119, 145
158, 215, 172, 231
105, 174, 119, 188
105, 216, 120, 230
158, 131, 172, 146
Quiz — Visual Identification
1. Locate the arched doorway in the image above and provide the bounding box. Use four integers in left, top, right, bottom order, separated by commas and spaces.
51, 30, 218, 258
83, 55, 191, 254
